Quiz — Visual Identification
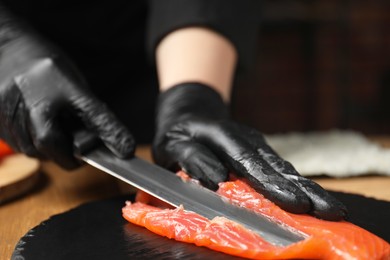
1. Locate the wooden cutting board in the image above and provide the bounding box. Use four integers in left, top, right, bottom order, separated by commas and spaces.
0, 154, 40, 204
11, 191, 390, 260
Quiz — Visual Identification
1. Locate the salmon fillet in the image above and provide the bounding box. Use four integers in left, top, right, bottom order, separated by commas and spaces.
122, 174, 390, 260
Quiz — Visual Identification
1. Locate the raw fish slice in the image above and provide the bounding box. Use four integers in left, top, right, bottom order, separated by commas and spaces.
123, 175, 390, 260
123, 202, 209, 242
217, 180, 390, 259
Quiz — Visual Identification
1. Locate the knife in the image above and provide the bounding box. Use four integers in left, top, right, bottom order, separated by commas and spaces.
74, 131, 305, 246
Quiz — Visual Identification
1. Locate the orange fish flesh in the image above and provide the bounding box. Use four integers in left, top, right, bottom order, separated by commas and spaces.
122, 175, 390, 260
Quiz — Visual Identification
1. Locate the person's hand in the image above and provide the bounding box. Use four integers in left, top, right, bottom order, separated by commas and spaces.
152, 82, 347, 221
0, 25, 134, 169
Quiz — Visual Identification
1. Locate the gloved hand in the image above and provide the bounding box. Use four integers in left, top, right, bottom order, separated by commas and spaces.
0, 15, 134, 169
153, 83, 347, 221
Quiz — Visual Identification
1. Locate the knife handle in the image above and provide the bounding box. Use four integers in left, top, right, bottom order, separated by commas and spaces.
73, 130, 101, 156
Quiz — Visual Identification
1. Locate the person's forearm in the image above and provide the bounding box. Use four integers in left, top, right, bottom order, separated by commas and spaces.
156, 27, 237, 103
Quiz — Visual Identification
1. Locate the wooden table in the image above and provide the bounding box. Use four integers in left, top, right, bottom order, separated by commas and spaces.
1, 143, 390, 259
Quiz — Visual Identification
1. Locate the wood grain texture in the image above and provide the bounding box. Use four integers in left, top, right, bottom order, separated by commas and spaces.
0, 154, 40, 204
1, 144, 389, 259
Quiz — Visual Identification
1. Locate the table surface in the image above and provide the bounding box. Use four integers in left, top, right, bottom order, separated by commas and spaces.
2, 140, 390, 259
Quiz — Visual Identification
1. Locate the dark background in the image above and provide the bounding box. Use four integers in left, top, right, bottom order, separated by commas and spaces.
232, 0, 390, 135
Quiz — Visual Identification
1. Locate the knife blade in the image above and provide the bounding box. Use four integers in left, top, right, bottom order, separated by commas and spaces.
74, 132, 305, 246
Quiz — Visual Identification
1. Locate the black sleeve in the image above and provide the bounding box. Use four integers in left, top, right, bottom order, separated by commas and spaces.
0, 3, 24, 45
147, 0, 261, 72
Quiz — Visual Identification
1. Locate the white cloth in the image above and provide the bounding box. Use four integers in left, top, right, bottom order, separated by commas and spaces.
265, 130, 390, 177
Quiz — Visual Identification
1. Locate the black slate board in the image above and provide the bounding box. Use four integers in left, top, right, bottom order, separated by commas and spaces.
12, 192, 390, 260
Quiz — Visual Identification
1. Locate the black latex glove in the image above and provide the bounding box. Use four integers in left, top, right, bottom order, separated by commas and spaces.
153, 83, 347, 221
0, 13, 134, 169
